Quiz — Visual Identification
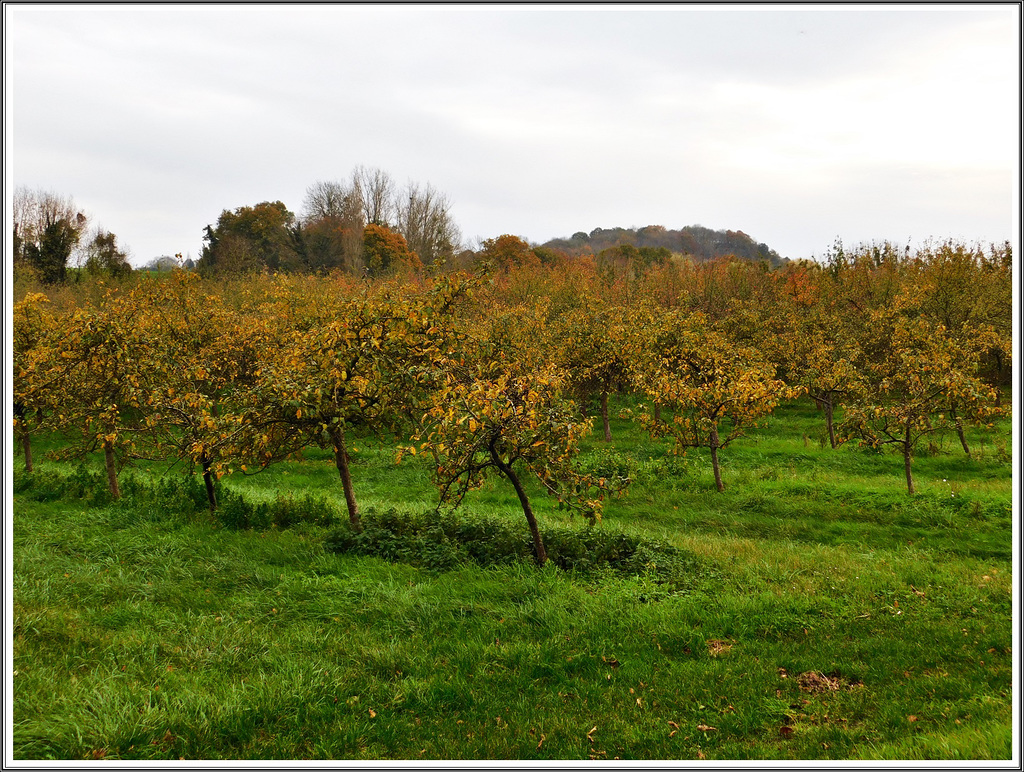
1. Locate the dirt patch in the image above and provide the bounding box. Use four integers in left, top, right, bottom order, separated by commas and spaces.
706, 639, 733, 657
796, 670, 860, 693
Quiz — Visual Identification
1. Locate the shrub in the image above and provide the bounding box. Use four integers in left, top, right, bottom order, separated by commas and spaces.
12, 467, 336, 531
324, 507, 718, 592
215, 488, 336, 530
14, 465, 114, 506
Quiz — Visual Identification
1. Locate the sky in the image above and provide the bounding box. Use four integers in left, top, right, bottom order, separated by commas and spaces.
4, 3, 1020, 265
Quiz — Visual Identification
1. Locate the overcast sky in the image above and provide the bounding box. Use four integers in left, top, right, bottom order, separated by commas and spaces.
5, 3, 1020, 265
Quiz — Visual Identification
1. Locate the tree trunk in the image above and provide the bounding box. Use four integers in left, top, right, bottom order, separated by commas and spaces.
21, 432, 33, 473
709, 429, 725, 492
810, 393, 838, 449
653, 403, 662, 423
14, 403, 32, 472
600, 391, 612, 442
950, 407, 971, 458
490, 447, 547, 566
201, 454, 218, 512
103, 439, 121, 500
903, 422, 915, 496
955, 424, 971, 458
329, 425, 361, 529
824, 399, 837, 449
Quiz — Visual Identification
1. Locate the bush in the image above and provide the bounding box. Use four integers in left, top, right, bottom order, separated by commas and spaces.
12, 467, 336, 531
215, 488, 336, 530
325, 507, 718, 592
14, 465, 114, 506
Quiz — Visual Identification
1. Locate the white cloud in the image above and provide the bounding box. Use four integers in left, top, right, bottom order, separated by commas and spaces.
5, 4, 1018, 263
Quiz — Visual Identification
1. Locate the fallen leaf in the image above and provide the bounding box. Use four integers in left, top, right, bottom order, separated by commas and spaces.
587, 725, 598, 743
908, 715, 918, 722
696, 724, 717, 732
369, 709, 377, 718
536, 734, 545, 749
779, 726, 794, 739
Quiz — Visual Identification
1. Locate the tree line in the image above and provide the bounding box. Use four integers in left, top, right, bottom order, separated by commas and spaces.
13, 168, 797, 287
11, 168, 462, 284
12, 187, 132, 283
197, 167, 461, 276
12, 236, 1011, 564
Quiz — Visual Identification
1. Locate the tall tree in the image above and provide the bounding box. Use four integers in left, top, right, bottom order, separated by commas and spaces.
475, 234, 539, 272
13, 187, 89, 284
83, 229, 133, 279
396, 181, 461, 267
362, 224, 422, 278
351, 165, 397, 227
298, 180, 365, 273
199, 201, 298, 274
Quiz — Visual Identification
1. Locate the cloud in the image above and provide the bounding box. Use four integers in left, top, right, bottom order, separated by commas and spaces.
6, 5, 1018, 263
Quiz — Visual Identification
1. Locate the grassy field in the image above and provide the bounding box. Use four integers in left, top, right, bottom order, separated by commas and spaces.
10, 398, 1015, 761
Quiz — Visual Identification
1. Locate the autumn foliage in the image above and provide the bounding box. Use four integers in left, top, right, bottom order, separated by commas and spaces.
12, 237, 1011, 560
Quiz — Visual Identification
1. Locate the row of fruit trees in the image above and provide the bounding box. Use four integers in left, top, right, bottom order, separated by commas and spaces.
13, 241, 1011, 564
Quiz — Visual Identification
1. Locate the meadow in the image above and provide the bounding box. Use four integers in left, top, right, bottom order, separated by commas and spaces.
10, 397, 1014, 761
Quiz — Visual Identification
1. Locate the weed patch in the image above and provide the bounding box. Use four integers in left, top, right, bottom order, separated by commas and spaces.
14, 467, 337, 531
325, 508, 719, 592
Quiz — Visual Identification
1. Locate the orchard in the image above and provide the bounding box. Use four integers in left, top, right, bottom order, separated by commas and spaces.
13, 238, 1011, 536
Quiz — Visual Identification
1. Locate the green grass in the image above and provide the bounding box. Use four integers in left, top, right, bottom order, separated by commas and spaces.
11, 398, 1014, 760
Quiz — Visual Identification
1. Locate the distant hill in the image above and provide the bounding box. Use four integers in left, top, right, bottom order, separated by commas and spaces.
543, 225, 786, 267
140, 255, 185, 272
